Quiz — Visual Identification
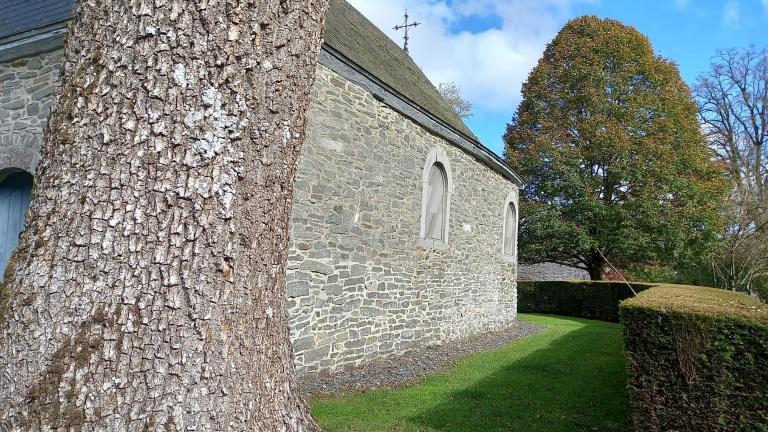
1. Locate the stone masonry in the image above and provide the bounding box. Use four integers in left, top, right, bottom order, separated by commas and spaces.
0, 50, 519, 375
518, 263, 590, 281
287, 64, 518, 374
0, 50, 60, 174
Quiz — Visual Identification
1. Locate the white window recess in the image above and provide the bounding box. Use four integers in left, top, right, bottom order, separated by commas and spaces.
502, 191, 519, 262
419, 148, 453, 249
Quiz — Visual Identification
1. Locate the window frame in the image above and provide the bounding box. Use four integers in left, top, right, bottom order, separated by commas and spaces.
502, 191, 518, 262
419, 148, 453, 249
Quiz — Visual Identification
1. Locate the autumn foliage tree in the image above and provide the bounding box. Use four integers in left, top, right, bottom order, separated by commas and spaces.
505, 16, 728, 280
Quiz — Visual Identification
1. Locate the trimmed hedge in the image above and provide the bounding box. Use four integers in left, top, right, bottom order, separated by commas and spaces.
621, 284, 768, 432
517, 280, 655, 322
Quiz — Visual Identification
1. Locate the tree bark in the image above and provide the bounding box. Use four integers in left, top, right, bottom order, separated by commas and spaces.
587, 264, 605, 281
0, 0, 328, 430
587, 251, 605, 281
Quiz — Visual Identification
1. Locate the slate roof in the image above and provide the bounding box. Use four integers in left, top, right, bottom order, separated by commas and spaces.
0, 0, 477, 142
0, 0, 71, 40
324, 0, 477, 140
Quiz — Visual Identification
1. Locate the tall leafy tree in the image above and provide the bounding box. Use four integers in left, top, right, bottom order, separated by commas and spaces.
505, 16, 727, 280
0, 0, 328, 429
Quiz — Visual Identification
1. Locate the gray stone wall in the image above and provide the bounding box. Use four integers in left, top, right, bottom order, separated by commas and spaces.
288, 64, 518, 374
0, 50, 518, 376
518, 262, 589, 281
0, 49, 61, 174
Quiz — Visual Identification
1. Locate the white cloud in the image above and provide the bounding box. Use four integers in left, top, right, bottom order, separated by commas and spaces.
673, 0, 691, 9
722, 0, 741, 29
347, 0, 590, 112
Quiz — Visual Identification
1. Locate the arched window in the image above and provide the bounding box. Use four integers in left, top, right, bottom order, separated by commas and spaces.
0, 170, 33, 281
424, 163, 447, 240
420, 148, 452, 248
502, 192, 518, 260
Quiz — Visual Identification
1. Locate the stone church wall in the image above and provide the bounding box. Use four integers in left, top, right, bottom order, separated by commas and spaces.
0, 50, 519, 376
288, 64, 518, 374
0, 49, 61, 174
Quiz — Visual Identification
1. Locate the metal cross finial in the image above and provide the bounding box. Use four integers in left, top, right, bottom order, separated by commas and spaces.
393, 9, 420, 53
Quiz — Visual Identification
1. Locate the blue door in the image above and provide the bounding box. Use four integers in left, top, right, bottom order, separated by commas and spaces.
0, 172, 32, 282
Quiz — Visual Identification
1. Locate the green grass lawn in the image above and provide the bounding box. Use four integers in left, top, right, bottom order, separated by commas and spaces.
310, 314, 631, 432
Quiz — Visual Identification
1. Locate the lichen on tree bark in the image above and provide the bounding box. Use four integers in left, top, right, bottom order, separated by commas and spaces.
0, 0, 329, 430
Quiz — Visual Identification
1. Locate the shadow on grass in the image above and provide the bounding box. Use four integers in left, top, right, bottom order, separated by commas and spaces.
410, 316, 631, 432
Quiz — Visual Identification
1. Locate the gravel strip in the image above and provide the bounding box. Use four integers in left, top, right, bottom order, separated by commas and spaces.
301, 320, 547, 395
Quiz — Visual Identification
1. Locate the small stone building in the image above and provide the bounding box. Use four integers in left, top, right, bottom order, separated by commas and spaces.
0, 0, 523, 374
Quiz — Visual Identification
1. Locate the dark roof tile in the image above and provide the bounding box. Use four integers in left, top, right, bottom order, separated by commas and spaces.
0, 0, 72, 39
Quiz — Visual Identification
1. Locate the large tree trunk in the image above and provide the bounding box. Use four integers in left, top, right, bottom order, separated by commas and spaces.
587, 251, 605, 281
587, 265, 605, 281
0, 0, 328, 429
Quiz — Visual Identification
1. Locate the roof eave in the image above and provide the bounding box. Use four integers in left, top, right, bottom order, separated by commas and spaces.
0, 21, 67, 63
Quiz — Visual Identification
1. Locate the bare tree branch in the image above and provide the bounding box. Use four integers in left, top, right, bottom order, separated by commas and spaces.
437, 81, 473, 119
695, 46, 768, 297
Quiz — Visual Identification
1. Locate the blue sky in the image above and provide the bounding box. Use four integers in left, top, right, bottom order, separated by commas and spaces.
348, 0, 768, 155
